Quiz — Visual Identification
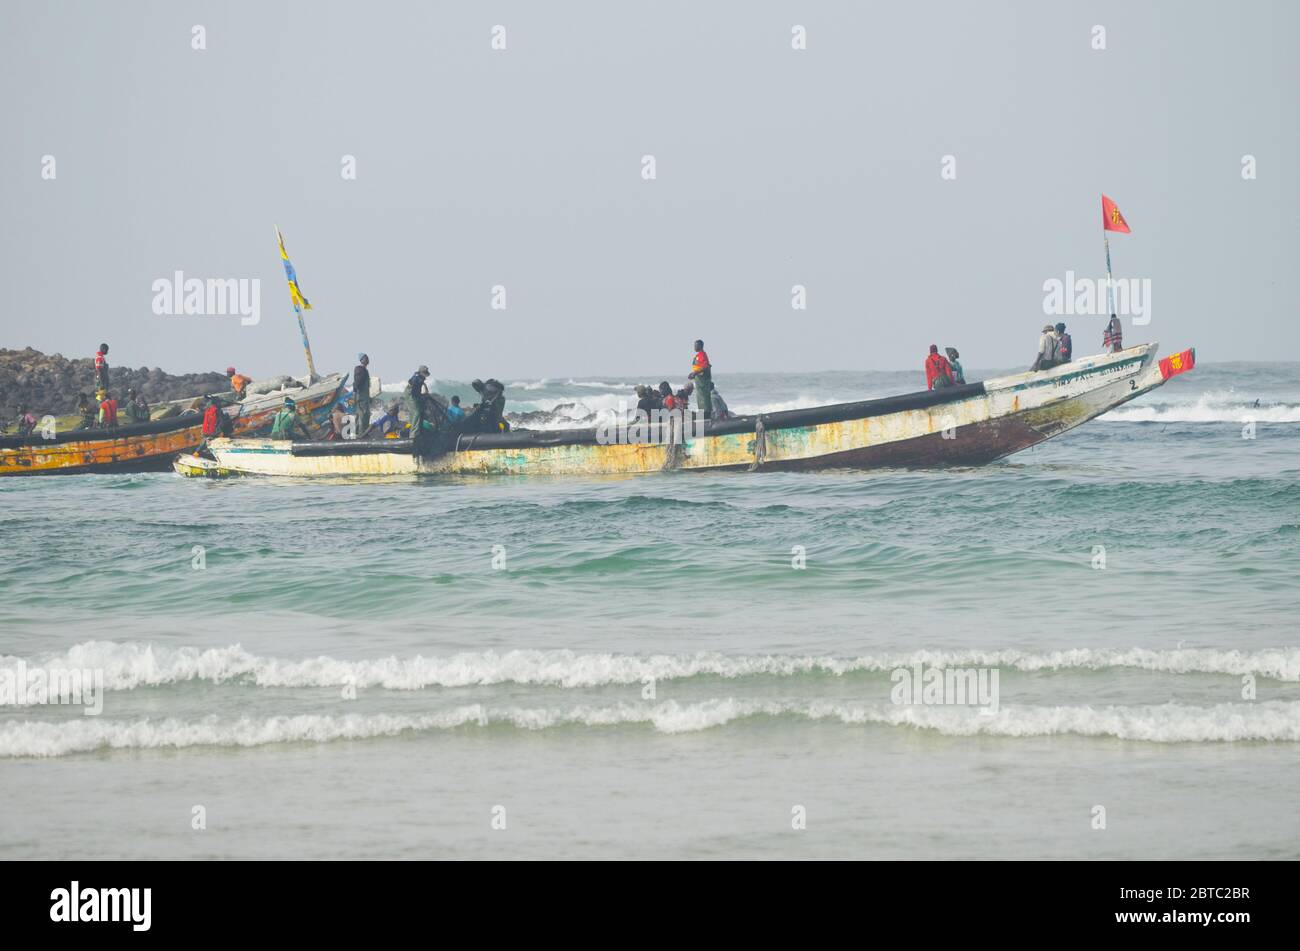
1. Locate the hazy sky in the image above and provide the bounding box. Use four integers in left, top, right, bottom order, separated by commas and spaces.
1, 1, 1295, 380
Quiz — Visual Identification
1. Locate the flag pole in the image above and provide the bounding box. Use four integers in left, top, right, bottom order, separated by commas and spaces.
1104, 232, 1115, 318
295, 302, 318, 384
276, 224, 319, 384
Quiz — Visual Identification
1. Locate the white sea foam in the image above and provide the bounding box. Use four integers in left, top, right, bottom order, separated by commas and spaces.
3, 698, 1297, 756
4, 643, 1298, 693
1102, 390, 1300, 423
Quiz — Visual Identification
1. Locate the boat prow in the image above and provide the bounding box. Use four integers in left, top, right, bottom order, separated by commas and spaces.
204, 343, 1196, 479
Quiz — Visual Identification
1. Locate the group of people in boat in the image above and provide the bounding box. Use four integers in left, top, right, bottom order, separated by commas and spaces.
629, 340, 730, 421
924, 315, 1126, 391
2, 319, 1136, 439
924, 346, 967, 390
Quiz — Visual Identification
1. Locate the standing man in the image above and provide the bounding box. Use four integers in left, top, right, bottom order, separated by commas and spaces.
353, 353, 372, 438
1103, 314, 1123, 353
405, 366, 431, 434
94, 343, 110, 401
687, 339, 713, 419
226, 367, 252, 399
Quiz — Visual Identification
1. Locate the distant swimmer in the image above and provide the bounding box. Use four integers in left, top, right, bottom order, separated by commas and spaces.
925, 344, 956, 389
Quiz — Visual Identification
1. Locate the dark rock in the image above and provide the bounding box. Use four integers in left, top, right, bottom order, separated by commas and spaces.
0, 348, 231, 415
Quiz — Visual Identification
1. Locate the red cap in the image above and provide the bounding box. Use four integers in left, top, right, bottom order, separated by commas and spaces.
226, 366, 236, 375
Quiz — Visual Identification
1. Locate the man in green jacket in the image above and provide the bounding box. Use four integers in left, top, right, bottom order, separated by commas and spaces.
270, 397, 310, 440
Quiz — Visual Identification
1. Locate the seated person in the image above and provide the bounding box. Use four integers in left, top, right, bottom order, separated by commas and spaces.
76, 393, 96, 429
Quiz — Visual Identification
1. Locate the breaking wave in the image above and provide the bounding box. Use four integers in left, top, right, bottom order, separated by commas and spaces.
4, 699, 1298, 756
5, 642, 1299, 692
1102, 391, 1300, 423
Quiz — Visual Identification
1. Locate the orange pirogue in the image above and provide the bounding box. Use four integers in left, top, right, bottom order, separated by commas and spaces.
0, 376, 344, 476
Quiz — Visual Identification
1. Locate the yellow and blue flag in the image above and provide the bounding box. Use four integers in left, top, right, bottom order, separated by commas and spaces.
276, 227, 312, 311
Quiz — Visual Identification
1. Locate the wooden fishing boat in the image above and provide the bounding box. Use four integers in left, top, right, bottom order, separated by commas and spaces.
203, 344, 1195, 478
0, 375, 345, 476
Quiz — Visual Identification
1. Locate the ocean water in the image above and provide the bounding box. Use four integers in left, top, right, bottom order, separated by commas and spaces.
1, 360, 1298, 859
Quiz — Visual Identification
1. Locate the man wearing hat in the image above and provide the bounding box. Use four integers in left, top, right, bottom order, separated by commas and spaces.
270, 396, 310, 440
405, 365, 431, 435
353, 353, 372, 437
226, 367, 252, 400
1032, 324, 1059, 372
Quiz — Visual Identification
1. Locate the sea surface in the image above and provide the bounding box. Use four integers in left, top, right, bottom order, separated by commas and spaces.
2, 360, 1298, 859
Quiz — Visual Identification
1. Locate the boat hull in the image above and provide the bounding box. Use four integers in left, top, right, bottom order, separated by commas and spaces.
0, 376, 344, 476
205, 345, 1194, 479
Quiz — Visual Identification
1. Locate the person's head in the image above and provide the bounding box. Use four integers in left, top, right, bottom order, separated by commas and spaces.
1054, 322, 1066, 334
451, 395, 460, 406
693, 339, 704, 352
1042, 324, 1054, 333
418, 366, 430, 378
99, 343, 109, 355
682, 381, 694, 394
226, 366, 236, 378
945, 347, 960, 361
658, 381, 672, 396
358, 353, 368, 366
127, 388, 137, 398
284, 397, 296, 409
929, 344, 939, 354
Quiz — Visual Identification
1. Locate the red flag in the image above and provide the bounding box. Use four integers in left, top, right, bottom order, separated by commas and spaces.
1158, 348, 1196, 380
1102, 195, 1131, 233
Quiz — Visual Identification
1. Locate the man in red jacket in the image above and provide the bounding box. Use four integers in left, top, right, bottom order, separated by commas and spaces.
924, 344, 955, 390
